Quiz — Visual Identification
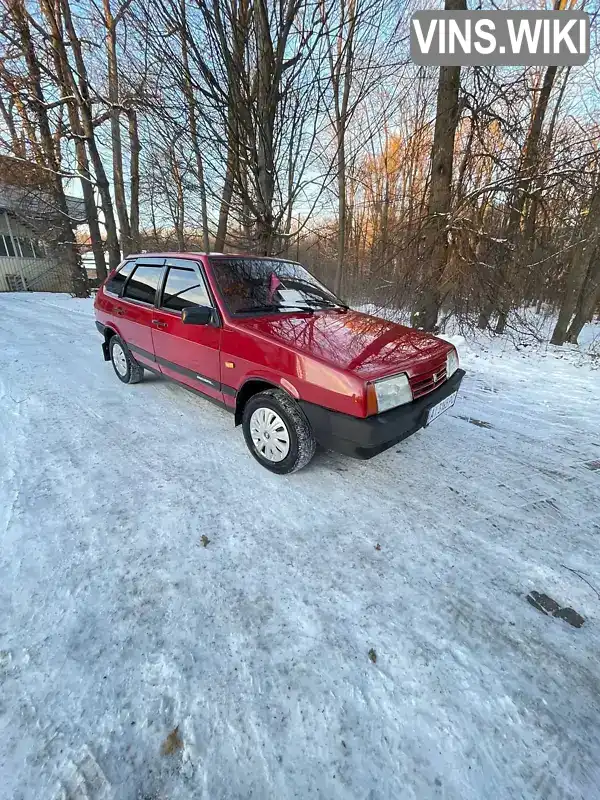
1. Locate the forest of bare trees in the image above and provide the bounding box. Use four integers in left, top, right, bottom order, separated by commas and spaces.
1, 0, 599, 345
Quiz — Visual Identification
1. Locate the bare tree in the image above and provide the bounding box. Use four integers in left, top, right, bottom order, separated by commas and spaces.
3, 0, 89, 297
179, 0, 210, 251
412, 0, 467, 331
60, 0, 121, 270
551, 181, 600, 344
100, 0, 134, 255
39, 0, 107, 280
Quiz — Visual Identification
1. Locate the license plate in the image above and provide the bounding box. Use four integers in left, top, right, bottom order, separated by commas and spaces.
426, 391, 457, 425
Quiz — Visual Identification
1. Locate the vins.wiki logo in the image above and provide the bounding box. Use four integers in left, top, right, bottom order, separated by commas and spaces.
410, 10, 590, 66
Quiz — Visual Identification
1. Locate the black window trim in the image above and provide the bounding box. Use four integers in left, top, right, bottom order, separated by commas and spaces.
104, 258, 138, 297
156, 256, 221, 326
157, 259, 214, 317
119, 257, 166, 307
106, 255, 221, 324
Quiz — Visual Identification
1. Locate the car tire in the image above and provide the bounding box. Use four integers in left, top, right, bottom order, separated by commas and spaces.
109, 335, 144, 384
242, 388, 316, 474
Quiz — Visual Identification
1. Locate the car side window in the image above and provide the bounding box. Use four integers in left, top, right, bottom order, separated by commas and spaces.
161, 266, 211, 312
122, 265, 164, 305
105, 260, 135, 295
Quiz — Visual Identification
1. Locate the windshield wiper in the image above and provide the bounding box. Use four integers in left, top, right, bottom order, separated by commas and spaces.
236, 304, 314, 314
299, 298, 349, 311
280, 278, 348, 309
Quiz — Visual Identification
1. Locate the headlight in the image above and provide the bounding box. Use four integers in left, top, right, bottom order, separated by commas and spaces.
446, 348, 459, 378
369, 373, 413, 414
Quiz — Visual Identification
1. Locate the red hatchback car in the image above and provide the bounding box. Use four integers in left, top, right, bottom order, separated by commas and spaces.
94, 253, 464, 473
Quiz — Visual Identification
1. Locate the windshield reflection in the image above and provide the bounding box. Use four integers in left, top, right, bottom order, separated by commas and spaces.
210, 257, 344, 314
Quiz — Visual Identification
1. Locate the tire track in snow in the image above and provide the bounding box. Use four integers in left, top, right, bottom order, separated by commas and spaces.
51, 747, 113, 800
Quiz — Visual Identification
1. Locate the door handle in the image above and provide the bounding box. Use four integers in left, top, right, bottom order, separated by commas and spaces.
115, 307, 125, 316
152, 319, 167, 328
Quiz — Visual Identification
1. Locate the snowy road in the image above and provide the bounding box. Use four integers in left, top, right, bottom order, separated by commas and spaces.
1, 293, 600, 800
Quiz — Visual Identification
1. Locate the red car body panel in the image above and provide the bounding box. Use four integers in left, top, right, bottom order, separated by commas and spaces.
150, 305, 224, 403
231, 310, 450, 380
220, 320, 367, 416
224, 311, 453, 416
96, 289, 156, 369
94, 253, 460, 426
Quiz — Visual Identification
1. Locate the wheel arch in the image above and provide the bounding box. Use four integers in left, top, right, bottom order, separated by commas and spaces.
234, 377, 297, 426
101, 324, 119, 360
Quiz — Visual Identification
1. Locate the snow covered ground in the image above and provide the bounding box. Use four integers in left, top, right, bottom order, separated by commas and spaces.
1, 293, 599, 800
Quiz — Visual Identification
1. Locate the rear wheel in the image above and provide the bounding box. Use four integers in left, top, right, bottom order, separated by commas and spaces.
109, 335, 144, 384
242, 388, 316, 474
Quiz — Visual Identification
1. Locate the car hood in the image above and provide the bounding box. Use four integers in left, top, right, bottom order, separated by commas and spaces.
234, 309, 453, 381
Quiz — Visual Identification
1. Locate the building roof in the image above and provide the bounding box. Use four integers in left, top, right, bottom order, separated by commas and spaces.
0, 155, 86, 222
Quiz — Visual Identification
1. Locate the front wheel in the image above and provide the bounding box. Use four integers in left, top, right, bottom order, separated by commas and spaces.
242, 389, 316, 474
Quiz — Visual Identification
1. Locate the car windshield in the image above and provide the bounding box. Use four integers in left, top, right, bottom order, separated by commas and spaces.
209, 257, 344, 314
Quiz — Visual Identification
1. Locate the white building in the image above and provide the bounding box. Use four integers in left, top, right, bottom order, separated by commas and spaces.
0, 156, 86, 292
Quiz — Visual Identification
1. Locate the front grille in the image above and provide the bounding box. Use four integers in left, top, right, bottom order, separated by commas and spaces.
409, 363, 447, 399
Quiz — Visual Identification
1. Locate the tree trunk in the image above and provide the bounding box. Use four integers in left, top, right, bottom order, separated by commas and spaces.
330, 0, 357, 298
171, 155, 186, 251
508, 67, 558, 237
103, 0, 132, 256
0, 95, 25, 158
254, 0, 276, 255
413, 0, 466, 331
0, 62, 43, 160
379, 166, 390, 270
551, 187, 600, 345
60, 0, 121, 271
192, 133, 209, 252
524, 68, 570, 244
80, 160, 107, 281
477, 305, 493, 330
565, 257, 600, 343
494, 0, 568, 333
334, 138, 346, 296
128, 108, 141, 252
11, 0, 88, 297
215, 109, 236, 252
212, 0, 249, 252
40, 0, 106, 281
495, 63, 559, 335
180, 0, 209, 253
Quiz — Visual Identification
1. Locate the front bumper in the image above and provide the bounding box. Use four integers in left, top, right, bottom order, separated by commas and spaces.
300, 369, 465, 460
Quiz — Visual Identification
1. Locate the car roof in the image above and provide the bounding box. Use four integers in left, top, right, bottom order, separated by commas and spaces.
125, 252, 215, 258
125, 252, 300, 263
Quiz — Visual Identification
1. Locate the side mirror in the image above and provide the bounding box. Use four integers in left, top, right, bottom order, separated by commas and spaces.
182, 305, 214, 325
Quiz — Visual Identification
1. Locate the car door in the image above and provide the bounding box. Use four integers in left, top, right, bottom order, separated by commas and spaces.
150, 258, 223, 403
116, 258, 166, 367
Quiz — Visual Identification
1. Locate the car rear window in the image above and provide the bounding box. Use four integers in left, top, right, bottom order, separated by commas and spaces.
122, 264, 164, 305
161, 267, 211, 312
105, 260, 135, 295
